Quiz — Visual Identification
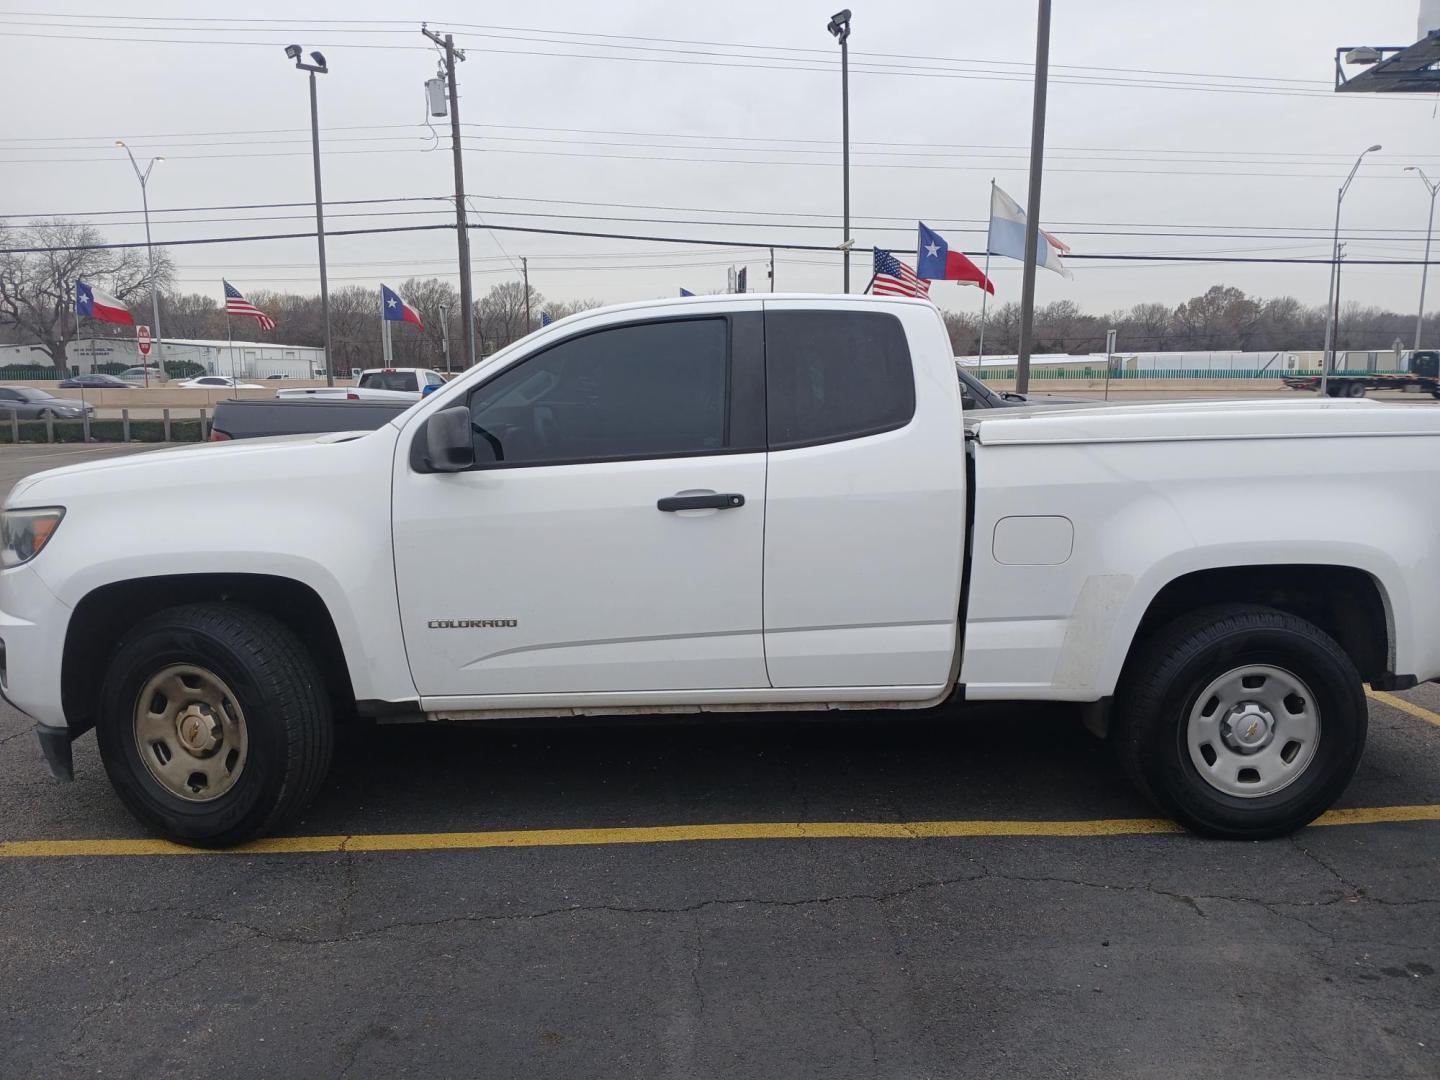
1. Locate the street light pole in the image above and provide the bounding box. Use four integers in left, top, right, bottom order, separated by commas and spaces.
286, 46, 334, 386
115, 141, 164, 381
1321, 143, 1380, 396
1405, 166, 1440, 350
828, 10, 852, 293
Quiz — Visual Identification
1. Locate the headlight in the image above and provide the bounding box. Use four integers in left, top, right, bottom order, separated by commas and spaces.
0, 508, 65, 568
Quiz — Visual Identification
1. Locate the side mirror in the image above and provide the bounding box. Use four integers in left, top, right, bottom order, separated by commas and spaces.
425, 405, 474, 472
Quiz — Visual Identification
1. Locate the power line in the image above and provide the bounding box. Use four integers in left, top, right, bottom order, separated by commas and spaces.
10, 219, 1440, 265
0, 11, 1330, 87
0, 23, 1363, 99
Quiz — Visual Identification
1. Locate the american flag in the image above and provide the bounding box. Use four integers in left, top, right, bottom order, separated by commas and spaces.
223, 280, 275, 331
871, 248, 930, 299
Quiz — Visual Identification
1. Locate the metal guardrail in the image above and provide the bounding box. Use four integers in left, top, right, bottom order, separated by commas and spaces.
0, 407, 210, 444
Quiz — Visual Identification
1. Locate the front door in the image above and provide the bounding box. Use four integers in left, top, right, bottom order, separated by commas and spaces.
392, 309, 770, 700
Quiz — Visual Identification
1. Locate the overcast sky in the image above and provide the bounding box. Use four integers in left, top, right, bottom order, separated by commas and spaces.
5, 1, 1440, 326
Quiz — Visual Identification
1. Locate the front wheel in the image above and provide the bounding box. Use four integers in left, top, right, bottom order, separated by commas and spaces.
1114, 604, 1366, 839
96, 603, 333, 847
1346, 382, 1367, 398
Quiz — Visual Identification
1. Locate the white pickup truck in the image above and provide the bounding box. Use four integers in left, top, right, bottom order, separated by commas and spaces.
4, 294, 1439, 846
276, 366, 447, 402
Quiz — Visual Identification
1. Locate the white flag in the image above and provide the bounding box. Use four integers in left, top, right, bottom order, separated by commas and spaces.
988, 184, 1072, 279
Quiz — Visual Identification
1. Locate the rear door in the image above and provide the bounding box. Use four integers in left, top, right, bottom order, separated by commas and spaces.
393, 306, 771, 700
761, 301, 968, 690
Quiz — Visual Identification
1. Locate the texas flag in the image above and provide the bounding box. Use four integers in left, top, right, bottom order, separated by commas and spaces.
915, 223, 995, 295
380, 284, 424, 330
75, 280, 135, 325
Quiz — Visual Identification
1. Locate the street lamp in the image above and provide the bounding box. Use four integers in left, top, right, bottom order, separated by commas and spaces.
285, 45, 335, 386
827, 9, 851, 292
1405, 166, 1440, 351
115, 140, 164, 382
1321, 143, 1381, 395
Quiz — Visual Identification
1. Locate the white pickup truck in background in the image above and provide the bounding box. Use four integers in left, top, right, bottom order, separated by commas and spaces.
4, 294, 1439, 846
276, 366, 447, 402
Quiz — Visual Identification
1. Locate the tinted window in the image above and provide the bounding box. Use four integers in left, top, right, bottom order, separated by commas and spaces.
0, 389, 17, 400
466, 318, 729, 466
362, 371, 419, 392
765, 311, 914, 448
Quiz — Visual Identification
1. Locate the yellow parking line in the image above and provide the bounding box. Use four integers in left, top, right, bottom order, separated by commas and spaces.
1367, 688, 1440, 728
1, 805, 1436, 858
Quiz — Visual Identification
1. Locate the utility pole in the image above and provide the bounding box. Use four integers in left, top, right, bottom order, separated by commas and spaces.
521, 256, 531, 333
769, 247, 776, 291
422, 25, 475, 368
282, 46, 334, 386
1405, 166, 1440, 350
115, 141, 164, 380
1014, 0, 1052, 395
827, 10, 852, 292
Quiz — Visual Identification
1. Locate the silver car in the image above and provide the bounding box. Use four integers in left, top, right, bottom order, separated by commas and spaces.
0, 386, 97, 419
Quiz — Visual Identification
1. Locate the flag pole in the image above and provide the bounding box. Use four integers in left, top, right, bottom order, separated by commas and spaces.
977, 178, 994, 367
225, 283, 238, 383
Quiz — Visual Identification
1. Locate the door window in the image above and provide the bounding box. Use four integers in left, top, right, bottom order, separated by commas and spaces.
765, 310, 914, 449
465, 318, 730, 466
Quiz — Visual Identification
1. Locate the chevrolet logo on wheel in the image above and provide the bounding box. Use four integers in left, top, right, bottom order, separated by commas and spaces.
428, 619, 518, 629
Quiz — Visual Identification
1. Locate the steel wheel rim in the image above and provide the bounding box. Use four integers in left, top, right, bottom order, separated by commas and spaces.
1185, 664, 1320, 799
132, 664, 249, 802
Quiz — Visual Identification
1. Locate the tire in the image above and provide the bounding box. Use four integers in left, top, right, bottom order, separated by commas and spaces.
1324, 384, 1344, 398
96, 602, 333, 847
1346, 382, 1367, 398
1114, 604, 1366, 840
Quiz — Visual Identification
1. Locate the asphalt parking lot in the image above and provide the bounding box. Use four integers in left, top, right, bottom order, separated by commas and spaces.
2, 442, 1438, 1079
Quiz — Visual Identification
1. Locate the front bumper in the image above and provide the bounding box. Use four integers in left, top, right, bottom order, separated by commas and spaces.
0, 563, 74, 772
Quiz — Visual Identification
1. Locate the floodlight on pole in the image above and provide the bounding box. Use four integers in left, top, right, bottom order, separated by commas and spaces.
827, 9, 852, 292
284, 44, 334, 385
1405, 166, 1440, 350
1320, 143, 1381, 395
115, 139, 165, 381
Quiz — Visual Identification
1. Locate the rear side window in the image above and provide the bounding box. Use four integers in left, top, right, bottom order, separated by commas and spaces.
362, 371, 419, 392
765, 310, 914, 449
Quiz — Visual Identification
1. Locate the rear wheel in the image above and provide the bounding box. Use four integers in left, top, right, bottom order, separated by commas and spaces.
96, 603, 333, 847
1114, 604, 1366, 839
1346, 382, 1367, 398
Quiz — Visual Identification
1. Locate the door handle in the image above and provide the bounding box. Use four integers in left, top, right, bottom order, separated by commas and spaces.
657, 493, 745, 512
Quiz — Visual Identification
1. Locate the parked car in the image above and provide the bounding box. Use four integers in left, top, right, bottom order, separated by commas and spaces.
264, 373, 293, 381
277, 367, 447, 402
956, 366, 1089, 409
118, 366, 164, 384
6, 294, 1439, 848
210, 398, 410, 441
58, 374, 136, 390
0, 386, 96, 418
175, 376, 264, 390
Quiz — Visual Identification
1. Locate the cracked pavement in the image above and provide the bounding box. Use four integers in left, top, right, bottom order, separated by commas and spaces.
2, 695, 1438, 1079
1, 447, 1438, 1078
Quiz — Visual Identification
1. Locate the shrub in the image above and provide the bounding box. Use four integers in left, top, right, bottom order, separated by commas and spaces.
0, 418, 206, 444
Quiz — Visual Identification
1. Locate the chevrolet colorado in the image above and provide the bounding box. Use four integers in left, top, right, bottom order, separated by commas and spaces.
3, 294, 1438, 846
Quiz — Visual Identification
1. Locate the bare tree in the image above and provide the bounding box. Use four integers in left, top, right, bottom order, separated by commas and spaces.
0, 219, 172, 367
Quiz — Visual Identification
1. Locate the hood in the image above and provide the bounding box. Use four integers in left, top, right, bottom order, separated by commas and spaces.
4, 429, 379, 507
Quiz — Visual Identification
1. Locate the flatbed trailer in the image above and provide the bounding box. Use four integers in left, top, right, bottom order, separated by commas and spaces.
1285, 350, 1440, 398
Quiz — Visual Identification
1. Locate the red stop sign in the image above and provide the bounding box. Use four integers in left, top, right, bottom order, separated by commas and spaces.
137, 325, 152, 357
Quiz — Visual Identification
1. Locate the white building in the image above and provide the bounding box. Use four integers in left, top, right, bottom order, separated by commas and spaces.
0, 338, 325, 378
